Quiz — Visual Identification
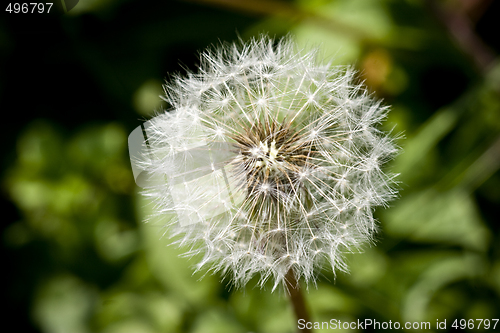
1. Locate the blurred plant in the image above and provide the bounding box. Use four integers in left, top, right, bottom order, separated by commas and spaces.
135, 36, 399, 330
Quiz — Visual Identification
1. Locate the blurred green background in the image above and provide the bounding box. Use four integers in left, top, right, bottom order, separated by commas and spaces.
1, 0, 499, 332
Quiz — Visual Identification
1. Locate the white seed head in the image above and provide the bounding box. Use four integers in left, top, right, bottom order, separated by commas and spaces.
140, 36, 399, 290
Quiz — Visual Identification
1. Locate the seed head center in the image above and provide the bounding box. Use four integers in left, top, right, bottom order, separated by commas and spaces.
230, 120, 315, 203
254, 140, 281, 169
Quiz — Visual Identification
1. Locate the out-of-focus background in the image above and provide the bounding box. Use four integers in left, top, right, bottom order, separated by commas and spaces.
1, 0, 499, 332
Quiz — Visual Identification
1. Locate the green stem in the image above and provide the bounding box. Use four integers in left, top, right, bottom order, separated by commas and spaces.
286, 269, 313, 333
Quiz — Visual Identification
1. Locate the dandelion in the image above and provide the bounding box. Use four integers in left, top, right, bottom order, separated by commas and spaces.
131, 36, 398, 297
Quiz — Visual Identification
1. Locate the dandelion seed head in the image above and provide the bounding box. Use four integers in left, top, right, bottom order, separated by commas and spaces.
139, 36, 399, 290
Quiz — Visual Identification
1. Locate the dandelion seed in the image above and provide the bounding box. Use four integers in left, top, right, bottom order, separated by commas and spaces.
132, 36, 399, 291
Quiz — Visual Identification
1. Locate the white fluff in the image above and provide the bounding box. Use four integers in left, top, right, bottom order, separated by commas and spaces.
139, 36, 399, 291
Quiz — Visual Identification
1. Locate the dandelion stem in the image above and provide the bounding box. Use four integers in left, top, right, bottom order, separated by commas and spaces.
286, 269, 313, 333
